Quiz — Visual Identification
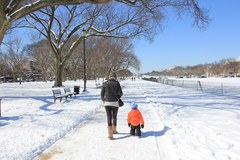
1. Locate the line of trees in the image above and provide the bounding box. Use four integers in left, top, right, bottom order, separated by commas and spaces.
147, 59, 240, 78
0, 36, 139, 83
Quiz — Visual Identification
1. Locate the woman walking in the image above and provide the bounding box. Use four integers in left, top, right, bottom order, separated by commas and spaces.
101, 72, 123, 140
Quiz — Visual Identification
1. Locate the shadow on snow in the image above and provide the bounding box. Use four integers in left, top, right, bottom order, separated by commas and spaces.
142, 126, 171, 138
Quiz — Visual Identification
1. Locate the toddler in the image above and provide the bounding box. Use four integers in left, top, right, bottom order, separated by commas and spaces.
127, 102, 144, 138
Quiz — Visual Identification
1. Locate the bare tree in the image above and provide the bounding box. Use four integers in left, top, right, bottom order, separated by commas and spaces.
84, 37, 103, 80
62, 35, 83, 81
223, 60, 239, 77
24, 39, 53, 81
208, 62, 222, 77
61, 36, 139, 81
0, 52, 11, 78
85, 37, 140, 79
115, 39, 140, 72
0, 0, 209, 45
4, 38, 28, 82
24, 5, 90, 86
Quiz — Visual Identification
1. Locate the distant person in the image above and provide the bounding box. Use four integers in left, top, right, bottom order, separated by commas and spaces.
101, 72, 123, 140
127, 102, 144, 138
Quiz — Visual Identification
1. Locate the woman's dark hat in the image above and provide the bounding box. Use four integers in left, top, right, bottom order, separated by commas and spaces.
109, 72, 117, 79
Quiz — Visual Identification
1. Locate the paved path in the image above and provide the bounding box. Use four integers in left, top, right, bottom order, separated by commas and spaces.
35, 81, 178, 160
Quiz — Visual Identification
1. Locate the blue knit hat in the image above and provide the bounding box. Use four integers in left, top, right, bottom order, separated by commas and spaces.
130, 102, 138, 109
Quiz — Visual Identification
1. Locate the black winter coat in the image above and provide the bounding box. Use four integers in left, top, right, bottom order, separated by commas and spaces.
101, 79, 123, 102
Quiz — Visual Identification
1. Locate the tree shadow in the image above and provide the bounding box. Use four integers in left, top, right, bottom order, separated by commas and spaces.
142, 126, 171, 138
0, 122, 9, 127
0, 116, 21, 127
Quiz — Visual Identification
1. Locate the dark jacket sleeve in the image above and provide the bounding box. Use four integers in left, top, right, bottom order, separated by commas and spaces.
101, 82, 106, 101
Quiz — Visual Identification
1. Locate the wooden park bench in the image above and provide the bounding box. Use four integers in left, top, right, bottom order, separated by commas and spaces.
52, 89, 68, 103
64, 87, 76, 98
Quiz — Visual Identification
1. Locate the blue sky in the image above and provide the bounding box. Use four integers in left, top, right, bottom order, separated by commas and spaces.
134, 0, 240, 73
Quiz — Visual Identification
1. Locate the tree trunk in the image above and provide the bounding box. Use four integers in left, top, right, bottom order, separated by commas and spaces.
73, 71, 78, 81
0, 21, 10, 45
43, 70, 47, 82
54, 57, 63, 87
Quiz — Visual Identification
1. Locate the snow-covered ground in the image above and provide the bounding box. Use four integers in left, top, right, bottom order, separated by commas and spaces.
0, 78, 240, 160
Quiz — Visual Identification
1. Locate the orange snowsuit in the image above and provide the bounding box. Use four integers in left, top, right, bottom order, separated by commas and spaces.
127, 109, 144, 126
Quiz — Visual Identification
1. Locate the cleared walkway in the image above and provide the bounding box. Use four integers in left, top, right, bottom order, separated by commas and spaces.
35, 81, 178, 160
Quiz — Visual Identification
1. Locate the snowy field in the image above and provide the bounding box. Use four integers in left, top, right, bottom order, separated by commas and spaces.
0, 78, 240, 160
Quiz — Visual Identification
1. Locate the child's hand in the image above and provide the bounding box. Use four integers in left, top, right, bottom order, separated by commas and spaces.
128, 123, 131, 127
141, 124, 144, 129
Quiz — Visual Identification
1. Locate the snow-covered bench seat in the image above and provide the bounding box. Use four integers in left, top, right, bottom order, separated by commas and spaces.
64, 87, 76, 98
52, 89, 68, 102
